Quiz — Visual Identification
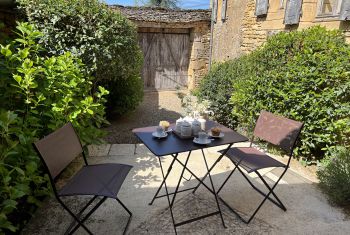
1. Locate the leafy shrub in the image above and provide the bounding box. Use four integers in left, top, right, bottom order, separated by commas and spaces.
18, 0, 144, 116
199, 26, 350, 162
0, 22, 108, 233
196, 57, 253, 129
317, 147, 350, 206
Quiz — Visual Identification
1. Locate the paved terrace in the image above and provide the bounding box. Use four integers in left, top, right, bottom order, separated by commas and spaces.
23, 143, 350, 234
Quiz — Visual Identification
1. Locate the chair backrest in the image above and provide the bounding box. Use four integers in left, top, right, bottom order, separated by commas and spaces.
34, 122, 83, 179
253, 111, 303, 155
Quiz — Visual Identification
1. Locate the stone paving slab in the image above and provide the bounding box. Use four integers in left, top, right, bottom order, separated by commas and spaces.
87, 144, 111, 157
109, 144, 136, 156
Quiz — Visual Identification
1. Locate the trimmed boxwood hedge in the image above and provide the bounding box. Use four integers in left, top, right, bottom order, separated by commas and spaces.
197, 26, 350, 162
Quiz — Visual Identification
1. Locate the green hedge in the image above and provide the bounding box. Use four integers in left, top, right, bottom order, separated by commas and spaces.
18, 0, 144, 116
196, 56, 252, 129
198, 26, 350, 162
0, 23, 108, 233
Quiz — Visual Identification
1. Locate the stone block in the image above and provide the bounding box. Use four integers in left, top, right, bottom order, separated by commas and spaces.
109, 144, 135, 156
87, 144, 111, 157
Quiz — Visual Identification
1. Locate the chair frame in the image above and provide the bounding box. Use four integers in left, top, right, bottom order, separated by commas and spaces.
33, 123, 132, 235
216, 112, 303, 224
192, 111, 303, 224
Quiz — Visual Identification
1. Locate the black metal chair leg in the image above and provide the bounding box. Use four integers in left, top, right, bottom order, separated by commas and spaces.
59, 198, 94, 235
256, 170, 287, 211
67, 197, 107, 234
220, 166, 288, 224
116, 198, 133, 235
201, 149, 226, 228
65, 196, 98, 233
234, 163, 286, 210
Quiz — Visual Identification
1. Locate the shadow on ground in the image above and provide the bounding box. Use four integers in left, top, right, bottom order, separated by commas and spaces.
22, 145, 350, 235
104, 91, 184, 144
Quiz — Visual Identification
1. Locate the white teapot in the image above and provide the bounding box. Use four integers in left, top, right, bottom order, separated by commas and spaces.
175, 118, 183, 132
181, 121, 192, 137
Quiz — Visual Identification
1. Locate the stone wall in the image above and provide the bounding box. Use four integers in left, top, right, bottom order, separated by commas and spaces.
188, 23, 211, 89
212, 0, 350, 61
112, 6, 211, 90
212, 0, 248, 61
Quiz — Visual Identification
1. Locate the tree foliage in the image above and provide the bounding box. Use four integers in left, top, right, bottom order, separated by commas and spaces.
18, 0, 144, 116
143, 0, 180, 9
0, 22, 108, 233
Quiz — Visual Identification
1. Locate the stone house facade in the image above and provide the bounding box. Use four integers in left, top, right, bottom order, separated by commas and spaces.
211, 0, 350, 61
111, 6, 211, 90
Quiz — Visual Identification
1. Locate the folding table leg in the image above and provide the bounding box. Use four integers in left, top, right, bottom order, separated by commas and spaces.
200, 149, 226, 228
158, 157, 178, 234
170, 151, 191, 207
192, 144, 233, 194
149, 154, 178, 205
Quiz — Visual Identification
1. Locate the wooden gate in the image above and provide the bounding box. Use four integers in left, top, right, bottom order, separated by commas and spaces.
138, 28, 190, 90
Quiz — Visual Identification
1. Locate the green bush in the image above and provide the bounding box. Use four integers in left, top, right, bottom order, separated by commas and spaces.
0, 22, 108, 233
199, 26, 350, 162
196, 56, 252, 129
317, 147, 350, 206
18, 0, 144, 116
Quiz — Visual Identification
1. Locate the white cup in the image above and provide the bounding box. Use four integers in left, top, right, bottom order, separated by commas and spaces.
156, 126, 165, 136
198, 132, 208, 142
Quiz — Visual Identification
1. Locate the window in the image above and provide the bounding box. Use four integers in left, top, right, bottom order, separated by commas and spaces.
317, 0, 343, 17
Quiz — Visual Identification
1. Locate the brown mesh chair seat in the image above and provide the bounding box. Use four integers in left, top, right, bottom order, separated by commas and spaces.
220, 147, 286, 173
33, 123, 133, 235
59, 163, 132, 198
215, 111, 303, 224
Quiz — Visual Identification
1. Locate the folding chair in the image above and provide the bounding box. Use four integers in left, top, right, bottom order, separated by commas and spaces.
216, 111, 303, 224
33, 122, 133, 235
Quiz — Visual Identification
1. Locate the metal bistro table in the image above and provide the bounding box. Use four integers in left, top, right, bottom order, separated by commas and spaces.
133, 121, 248, 234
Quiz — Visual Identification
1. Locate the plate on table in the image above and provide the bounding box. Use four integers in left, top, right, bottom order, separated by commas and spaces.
152, 132, 168, 139
193, 138, 212, 145
208, 132, 224, 138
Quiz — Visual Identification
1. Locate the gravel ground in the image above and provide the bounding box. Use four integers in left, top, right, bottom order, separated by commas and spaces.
104, 90, 186, 144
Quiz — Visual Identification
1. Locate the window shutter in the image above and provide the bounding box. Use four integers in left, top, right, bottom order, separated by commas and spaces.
213, 0, 218, 23
255, 0, 269, 16
284, 0, 303, 25
340, 0, 350, 21
222, 0, 228, 21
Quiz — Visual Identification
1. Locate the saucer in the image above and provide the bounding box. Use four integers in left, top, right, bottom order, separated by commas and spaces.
165, 128, 173, 133
152, 132, 168, 138
193, 138, 212, 145
208, 132, 224, 138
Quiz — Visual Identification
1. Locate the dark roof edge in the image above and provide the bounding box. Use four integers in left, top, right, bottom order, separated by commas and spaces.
108, 4, 211, 13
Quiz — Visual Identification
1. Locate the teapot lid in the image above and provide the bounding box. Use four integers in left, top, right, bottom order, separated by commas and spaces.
192, 119, 200, 125
182, 121, 191, 127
